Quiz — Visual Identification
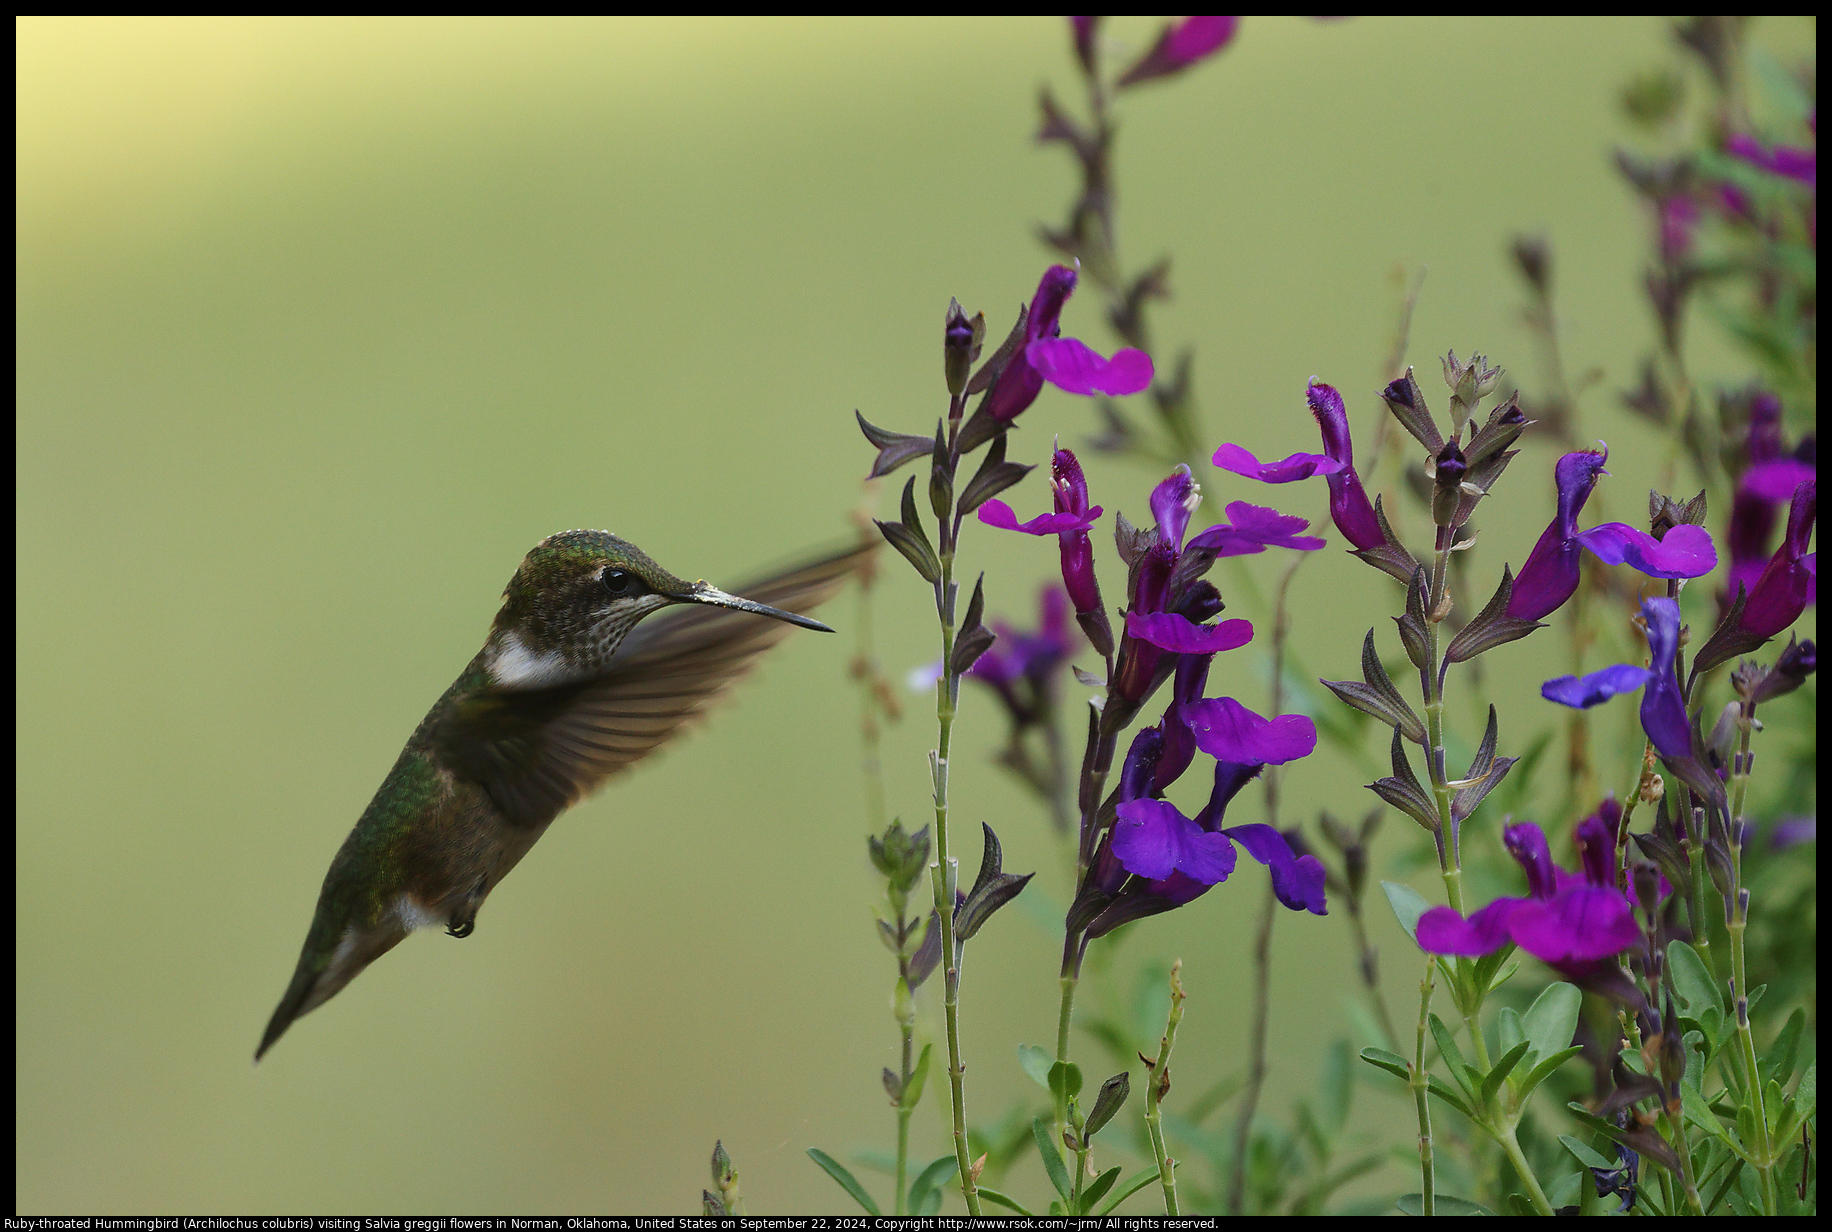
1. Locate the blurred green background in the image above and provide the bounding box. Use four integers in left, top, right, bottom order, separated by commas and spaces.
16, 15, 1812, 1214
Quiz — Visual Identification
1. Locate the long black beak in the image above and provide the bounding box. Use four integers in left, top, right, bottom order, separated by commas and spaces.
686, 582, 834, 632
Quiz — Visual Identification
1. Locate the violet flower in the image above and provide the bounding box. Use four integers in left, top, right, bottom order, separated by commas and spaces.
1740, 479, 1817, 638
982, 266, 1152, 423
1540, 597, 1694, 761
1115, 16, 1239, 89
963, 585, 1079, 726
1186, 501, 1329, 558
1725, 392, 1814, 604
1212, 442, 1344, 484
979, 447, 1105, 614
1726, 134, 1817, 186
1507, 447, 1718, 621
1416, 818, 1645, 978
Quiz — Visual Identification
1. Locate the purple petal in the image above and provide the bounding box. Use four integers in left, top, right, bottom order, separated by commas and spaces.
1028, 337, 1154, 397
1058, 532, 1101, 614
1211, 443, 1346, 484
1743, 459, 1818, 503
1507, 885, 1642, 965
977, 499, 1101, 536
981, 348, 1045, 422
1151, 466, 1197, 549
1113, 798, 1237, 885
1507, 521, 1582, 621
1051, 448, 1094, 517
1552, 449, 1610, 536
1541, 663, 1653, 709
1165, 14, 1239, 64
1125, 611, 1253, 654
1743, 480, 1817, 637
1417, 900, 1522, 956
1186, 501, 1328, 557
1502, 822, 1558, 900
1638, 598, 1693, 760
1186, 697, 1317, 766
1576, 523, 1717, 579
1028, 265, 1079, 342
1222, 823, 1328, 914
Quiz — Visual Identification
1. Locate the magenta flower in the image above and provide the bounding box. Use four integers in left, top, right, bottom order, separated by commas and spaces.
979, 447, 1107, 622
982, 266, 1152, 422
1741, 479, 1817, 638
964, 586, 1079, 714
1725, 393, 1815, 606
1211, 442, 1345, 484
1125, 610, 1253, 655
1507, 447, 1718, 622
1306, 380, 1385, 552
1416, 819, 1643, 976
1116, 16, 1240, 89
1187, 501, 1328, 557
1727, 133, 1817, 186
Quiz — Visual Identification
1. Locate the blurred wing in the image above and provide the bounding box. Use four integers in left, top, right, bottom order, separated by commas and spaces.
439, 540, 875, 829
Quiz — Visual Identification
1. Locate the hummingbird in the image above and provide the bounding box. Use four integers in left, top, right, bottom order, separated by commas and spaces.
257, 529, 873, 1060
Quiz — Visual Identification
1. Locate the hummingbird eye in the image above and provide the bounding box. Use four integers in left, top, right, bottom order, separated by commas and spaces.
600, 568, 641, 598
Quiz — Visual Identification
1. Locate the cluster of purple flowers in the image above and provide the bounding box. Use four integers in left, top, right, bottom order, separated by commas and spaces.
980, 450, 1330, 942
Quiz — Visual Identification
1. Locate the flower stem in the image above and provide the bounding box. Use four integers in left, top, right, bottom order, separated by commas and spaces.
1412, 954, 1437, 1217
1725, 709, 1777, 1214
1498, 1122, 1555, 1215
1144, 961, 1187, 1215
929, 538, 980, 1216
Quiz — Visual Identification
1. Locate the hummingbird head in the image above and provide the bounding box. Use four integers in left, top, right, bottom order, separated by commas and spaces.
482, 529, 831, 689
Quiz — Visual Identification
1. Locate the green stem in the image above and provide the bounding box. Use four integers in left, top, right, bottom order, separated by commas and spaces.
1052, 973, 1078, 1149
929, 548, 980, 1216
1498, 1123, 1555, 1216
1412, 955, 1437, 1217
1660, 1101, 1707, 1215
895, 1015, 913, 1214
1144, 961, 1186, 1215
1725, 712, 1777, 1214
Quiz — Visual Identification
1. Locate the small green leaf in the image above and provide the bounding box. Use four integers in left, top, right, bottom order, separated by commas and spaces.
975, 1187, 1033, 1215
1520, 981, 1581, 1073
1017, 1043, 1054, 1090
1048, 1060, 1084, 1103
1360, 1047, 1412, 1083
1559, 1134, 1617, 1170
1080, 1165, 1121, 1213
1396, 1192, 1493, 1215
1095, 1167, 1164, 1214
1667, 940, 1723, 1013
1426, 1075, 1475, 1120
1516, 1045, 1584, 1101
1031, 1116, 1072, 1202
905, 1154, 956, 1216
1495, 1007, 1526, 1060
806, 1148, 882, 1215
1480, 1039, 1532, 1105
903, 1043, 934, 1108
1428, 1014, 1473, 1094
1545, 1171, 1584, 1209
1761, 1007, 1805, 1086
1381, 880, 1432, 942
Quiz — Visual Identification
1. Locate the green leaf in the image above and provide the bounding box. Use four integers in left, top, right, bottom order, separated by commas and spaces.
1080, 1165, 1121, 1213
1516, 1045, 1585, 1101
1017, 1043, 1054, 1090
1520, 981, 1581, 1072
1480, 1039, 1532, 1105
1428, 1014, 1473, 1094
1559, 1134, 1617, 1170
975, 1187, 1032, 1216
1795, 1061, 1816, 1120
1381, 880, 1432, 942
1546, 1171, 1584, 1209
806, 1148, 882, 1215
1396, 1192, 1493, 1215
1095, 1167, 1164, 1214
903, 1043, 934, 1107
1048, 1060, 1084, 1103
905, 1154, 956, 1216
1426, 1075, 1475, 1120
1667, 940, 1722, 1014
1360, 1046, 1412, 1083
1318, 1039, 1353, 1139
1031, 1116, 1072, 1202
1495, 1007, 1526, 1060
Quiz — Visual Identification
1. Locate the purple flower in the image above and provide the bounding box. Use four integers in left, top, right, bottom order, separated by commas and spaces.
964, 586, 1079, 721
978, 448, 1106, 618
1416, 820, 1642, 975
1507, 447, 1718, 621
1741, 480, 1817, 638
1184, 697, 1318, 766
1540, 597, 1693, 761
982, 267, 1152, 422
1307, 380, 1385, 552
1211, 442, 1345, 484
1125, 611, 1253, 654
1508, 449, 1608, 620
1115, 15, 1239, 89
1186, 501, 1328, 557
1727, 133, 1817, 186
1725, 393, 1814, 607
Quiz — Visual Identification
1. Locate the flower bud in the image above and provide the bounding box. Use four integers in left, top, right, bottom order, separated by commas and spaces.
943, 298, 982, 398
1750, 636, 1816, 704
1431, 439, 1469, 528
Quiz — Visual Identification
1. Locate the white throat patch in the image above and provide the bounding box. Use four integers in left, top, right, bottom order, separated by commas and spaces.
487, 631, 574, 689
